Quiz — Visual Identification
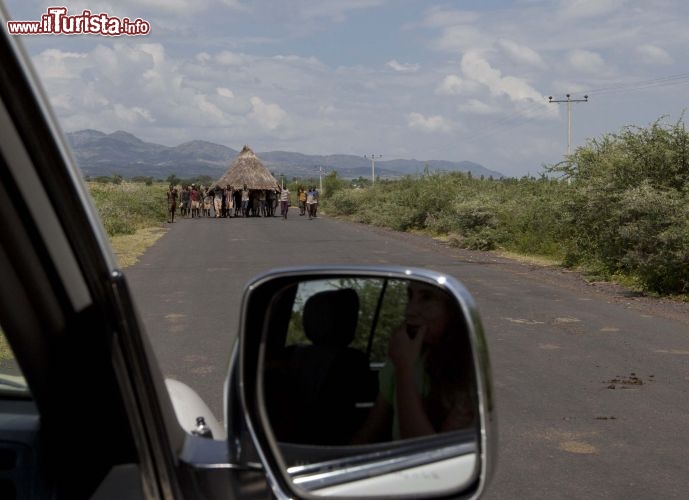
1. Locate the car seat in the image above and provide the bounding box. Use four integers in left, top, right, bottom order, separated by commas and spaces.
266, 288, 374, 445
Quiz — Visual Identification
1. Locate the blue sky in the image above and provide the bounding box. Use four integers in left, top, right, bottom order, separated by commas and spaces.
6, 0, 689, 177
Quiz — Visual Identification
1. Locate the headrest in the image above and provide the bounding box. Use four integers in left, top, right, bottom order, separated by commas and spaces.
302, 289, 359, 348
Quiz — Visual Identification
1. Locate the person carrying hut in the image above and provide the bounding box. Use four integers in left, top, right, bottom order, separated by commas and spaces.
213, 185, 223, 218
233, 188, 241, 217
180, 185, 190, 218
202, 186, 213, 217
225, 185, 234, 218
259, 189, 267, 217
266, 189, 276, 216
190, 184, 200, 218
166, 184, 178, 223
241, 184, 250, 217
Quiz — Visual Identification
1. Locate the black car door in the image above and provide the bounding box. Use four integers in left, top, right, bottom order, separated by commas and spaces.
0, 8, 186, 499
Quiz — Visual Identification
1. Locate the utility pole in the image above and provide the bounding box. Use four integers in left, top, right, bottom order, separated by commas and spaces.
548, 94, 588, 156
364, 154, 382, 185
316, 166, 325, 193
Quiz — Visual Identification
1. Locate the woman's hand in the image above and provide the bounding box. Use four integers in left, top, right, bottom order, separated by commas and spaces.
388, 324, 425, 375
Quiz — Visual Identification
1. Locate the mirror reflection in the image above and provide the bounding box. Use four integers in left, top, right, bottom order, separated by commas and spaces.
261, 277, 478, 450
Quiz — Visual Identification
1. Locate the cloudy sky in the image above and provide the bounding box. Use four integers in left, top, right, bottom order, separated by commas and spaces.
5, 0, 689, 177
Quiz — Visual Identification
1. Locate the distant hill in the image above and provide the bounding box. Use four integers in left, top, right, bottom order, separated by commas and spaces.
68, 130, 238, 179
66, 130, 504, 180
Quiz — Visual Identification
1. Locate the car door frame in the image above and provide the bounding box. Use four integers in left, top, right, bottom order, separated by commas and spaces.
0, 9, 188, 498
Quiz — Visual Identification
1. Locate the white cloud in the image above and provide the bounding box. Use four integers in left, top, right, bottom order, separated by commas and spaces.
436, 75, 464, 95
49, 94, 74, 111
113, 104, 154, 123
407, 112, 452, 133
461, 51, 544, 104
296, 0, 385, 22
216, 87, 235, 99
558, 0, 627, 20
33, 49, 86, 79
249, 96, 288, 130
431, 25, 484, 52
193, 95, 225, 123
422, 7, 480, 28
82, 85, 110, 108
215, 51, 246, 66
219, 0, 249, 11
566, 49, 606, 74
61, 1, 117, 15
458, 99, 498, 115
139, 44, 166, 67
497, 39, 546, 68
636, 45, 674, 65
118, 0, 208, 14
386, 60, 420, 72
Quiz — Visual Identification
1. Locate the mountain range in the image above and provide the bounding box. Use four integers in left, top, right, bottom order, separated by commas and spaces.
66, 129, 504, 181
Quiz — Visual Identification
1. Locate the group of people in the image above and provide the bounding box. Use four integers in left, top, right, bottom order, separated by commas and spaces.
165, 183, 318, 223
296, 186, 320, 219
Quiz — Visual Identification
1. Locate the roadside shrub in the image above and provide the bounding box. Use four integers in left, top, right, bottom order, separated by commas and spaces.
552, 116, 689, 293
325, 117, 689, 295
616, 184, 689, 293
463, 228, 499, 251
322, 171, 348, 200
325, 190, 361, 216
88, 181, 168, 236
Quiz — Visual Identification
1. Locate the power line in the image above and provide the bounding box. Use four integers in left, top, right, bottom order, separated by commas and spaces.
428, 72, 689, 165
463, 72, 689, 142
581, 72, 689, 96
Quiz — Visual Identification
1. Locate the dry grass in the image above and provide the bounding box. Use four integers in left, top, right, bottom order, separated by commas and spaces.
493, 250, 561, 267
110, 226, 168, 268
0, 333, 13, 362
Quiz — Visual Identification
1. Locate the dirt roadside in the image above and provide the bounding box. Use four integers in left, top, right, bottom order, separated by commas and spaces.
358, 222, 689, 327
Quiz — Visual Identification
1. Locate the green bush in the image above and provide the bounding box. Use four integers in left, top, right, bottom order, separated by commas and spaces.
616, 184, 689, 293
551, 116, 689, 293
323, 117, 689, 295
88, 181, 168, 236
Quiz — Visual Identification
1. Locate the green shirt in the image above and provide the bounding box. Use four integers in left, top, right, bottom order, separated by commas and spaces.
378, 355, 430, 440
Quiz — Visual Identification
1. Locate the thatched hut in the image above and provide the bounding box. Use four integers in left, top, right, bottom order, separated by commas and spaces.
212, 145, 280, 190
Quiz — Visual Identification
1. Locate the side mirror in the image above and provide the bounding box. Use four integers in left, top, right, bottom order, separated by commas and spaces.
236, 266, 494, 498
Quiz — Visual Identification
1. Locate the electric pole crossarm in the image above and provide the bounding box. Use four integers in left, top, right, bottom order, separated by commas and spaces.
548, 94, 588, 156
364, 154, 382, 185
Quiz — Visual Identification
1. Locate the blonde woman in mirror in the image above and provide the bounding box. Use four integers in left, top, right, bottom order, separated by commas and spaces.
353, 281, 476, 443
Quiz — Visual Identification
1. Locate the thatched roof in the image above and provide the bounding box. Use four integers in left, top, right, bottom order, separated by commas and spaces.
212, 145, 280, 190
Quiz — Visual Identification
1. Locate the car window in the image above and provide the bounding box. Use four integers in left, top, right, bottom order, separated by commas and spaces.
284, 278, 407, 363
7, 2, 689, 499
0, 331, 30, 397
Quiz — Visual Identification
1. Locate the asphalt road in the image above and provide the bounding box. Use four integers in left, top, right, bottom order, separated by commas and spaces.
124, 208, 689, 499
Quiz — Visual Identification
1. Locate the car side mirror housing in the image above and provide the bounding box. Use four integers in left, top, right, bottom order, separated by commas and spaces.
236, 266, 495, 498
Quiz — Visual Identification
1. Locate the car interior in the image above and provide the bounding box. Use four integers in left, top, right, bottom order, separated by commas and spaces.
263, 287, 377, 446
